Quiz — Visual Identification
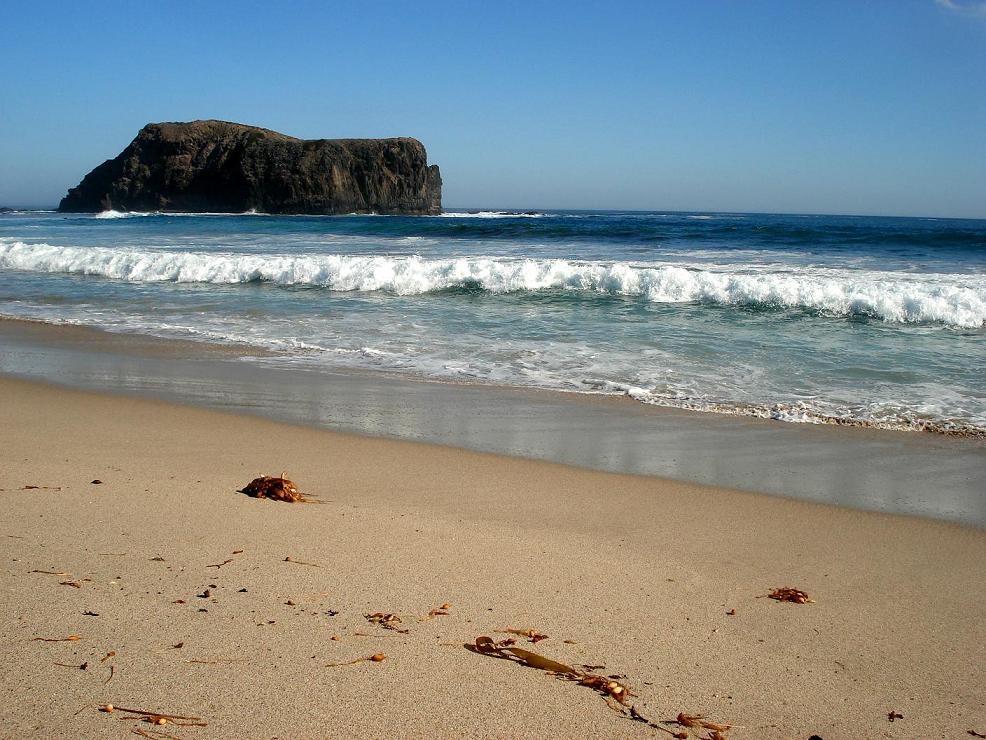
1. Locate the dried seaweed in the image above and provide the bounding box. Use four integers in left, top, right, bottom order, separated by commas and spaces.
31, 569, 70, 575
763, 587, 813, 604
104, 665, 116, 684
283, 556, 320, 567
60, 580, 82, 588
630, 705, 650, 723
497, 628, 549, 643
672, 713, 735, 734
325, 653, 387, 667
100, 651, 116, 663
471, 636, 634, 711
658, 724, 691, 738
238, 475, 314, 503
100, 706, 202, 721
888, 711, 903, 722
365, 612, 409, 633
968, 731, 986, 738
122, 711, 206, 739
206, 559, 233, 569
425, 602, 452, 619
656, 727, 689, 739
33, 635, 81, 642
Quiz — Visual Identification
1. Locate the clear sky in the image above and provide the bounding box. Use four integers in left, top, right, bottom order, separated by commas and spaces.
1, 0, 984, 217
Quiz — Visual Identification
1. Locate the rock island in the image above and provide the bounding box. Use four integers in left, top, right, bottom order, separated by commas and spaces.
58, 120, 442, 215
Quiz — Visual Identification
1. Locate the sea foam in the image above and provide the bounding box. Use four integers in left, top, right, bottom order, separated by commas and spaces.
94, 210, 145, 219
1, 239, 984, 327
437, 211, 546, 218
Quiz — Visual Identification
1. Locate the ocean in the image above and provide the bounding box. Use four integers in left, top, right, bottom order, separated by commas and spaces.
1, 209, 985, 436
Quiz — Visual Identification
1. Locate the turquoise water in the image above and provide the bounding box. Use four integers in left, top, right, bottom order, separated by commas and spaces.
1, 209, 984, 434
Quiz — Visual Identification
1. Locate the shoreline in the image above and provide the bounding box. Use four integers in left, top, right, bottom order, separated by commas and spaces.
0, 374, 984, 737
2, 316, 985, 528
4, 208, 985, 440
0, 311, 981, 440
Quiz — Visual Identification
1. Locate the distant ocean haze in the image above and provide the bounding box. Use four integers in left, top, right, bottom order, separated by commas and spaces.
1, 209, 984, 435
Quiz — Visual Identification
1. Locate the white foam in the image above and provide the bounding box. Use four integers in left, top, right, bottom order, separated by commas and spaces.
437, 211, 546, 218
2, 239, 984, 327
93, 210, 266, 219
94, 210, 147, 219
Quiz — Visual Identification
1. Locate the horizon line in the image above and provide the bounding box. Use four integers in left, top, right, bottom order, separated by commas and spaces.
2, 204, 985, 222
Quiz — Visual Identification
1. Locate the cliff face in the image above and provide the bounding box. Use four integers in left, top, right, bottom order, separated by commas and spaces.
58, 120, 442, 215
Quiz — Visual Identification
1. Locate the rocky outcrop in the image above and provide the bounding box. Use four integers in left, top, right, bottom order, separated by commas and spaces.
58, 120, 442, 215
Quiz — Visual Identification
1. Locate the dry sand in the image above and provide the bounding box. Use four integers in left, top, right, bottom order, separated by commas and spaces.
0, 375, 983, 739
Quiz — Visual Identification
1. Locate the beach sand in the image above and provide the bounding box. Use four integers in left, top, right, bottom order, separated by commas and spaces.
0, 375, 984, 738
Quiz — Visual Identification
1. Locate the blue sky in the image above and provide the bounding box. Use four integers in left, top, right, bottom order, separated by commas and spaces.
1, 0, 984, 217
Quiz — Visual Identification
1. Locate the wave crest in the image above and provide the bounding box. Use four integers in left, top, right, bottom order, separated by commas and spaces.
1, 239, 984, 327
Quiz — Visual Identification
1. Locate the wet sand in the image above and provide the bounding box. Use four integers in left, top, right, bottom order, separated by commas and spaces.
0, 375, 984, 738
2, 317, 985, 527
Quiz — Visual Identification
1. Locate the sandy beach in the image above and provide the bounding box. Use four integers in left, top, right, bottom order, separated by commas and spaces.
4, 1, 986, 737
1, 375, 984, 739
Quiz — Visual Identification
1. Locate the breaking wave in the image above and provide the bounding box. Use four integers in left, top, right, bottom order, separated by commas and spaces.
2, 239, 984, 327
93, 209, 268, 219
436, 211, 547, 218
94, 210, 155, 219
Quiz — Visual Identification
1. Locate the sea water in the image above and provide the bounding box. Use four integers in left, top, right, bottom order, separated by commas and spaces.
1, 209, 984, 435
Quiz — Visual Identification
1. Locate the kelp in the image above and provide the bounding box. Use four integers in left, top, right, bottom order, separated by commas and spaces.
763, 587, 813, 604
673, 713, 734, 733
238, 475, 314, 503
283, 556, 320, 567
472, 639, 735, 737
100, 705, 203, 723
365, 613, 409, 633
424, 603, 452, 619
325, 653, 387, 667
471, 636, 632, 709
497, 628, 549, 643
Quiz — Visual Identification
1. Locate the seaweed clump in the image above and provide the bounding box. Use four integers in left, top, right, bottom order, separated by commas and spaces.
238, 475, 308, 503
